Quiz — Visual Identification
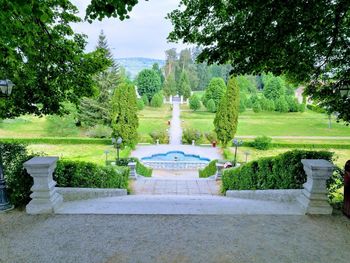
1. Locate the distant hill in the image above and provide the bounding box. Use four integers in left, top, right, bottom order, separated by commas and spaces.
116, 57, 165, 79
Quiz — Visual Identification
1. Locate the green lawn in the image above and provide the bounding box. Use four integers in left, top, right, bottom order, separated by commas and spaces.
181, 106, 350, 137
27, 144, 131, 165
138, 105, 172, 142
0, 105, 172, 142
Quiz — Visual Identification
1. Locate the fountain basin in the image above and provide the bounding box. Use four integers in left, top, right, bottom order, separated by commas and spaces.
141, 151, 210, 170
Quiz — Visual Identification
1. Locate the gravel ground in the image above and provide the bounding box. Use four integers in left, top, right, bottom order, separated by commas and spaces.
1, 210, 350, 263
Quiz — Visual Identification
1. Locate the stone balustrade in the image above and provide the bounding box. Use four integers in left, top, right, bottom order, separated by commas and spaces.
297, 159, 334, 214
23, 157, 63, 214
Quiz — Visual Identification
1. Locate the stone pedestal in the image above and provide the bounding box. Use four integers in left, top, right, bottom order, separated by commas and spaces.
128, 162, 137, 180
215, 163, 225, 181
297, 159, 334, 215
24, 157, 63, 214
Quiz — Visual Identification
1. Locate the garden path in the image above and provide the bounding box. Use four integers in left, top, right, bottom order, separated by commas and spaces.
169, 101, 182, 145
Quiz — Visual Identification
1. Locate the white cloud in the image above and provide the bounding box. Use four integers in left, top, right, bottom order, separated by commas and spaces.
70, 0, 190, 60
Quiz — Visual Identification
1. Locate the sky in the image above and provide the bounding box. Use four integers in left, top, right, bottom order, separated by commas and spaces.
71, 0, 190, 60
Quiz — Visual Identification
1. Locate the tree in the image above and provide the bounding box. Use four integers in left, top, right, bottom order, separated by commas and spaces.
177, 70, 191, 99
214, 76, 240, 147
203, 78, 226, 109
263, 77, 285, 101
0, 1, 109, 119
275, 97, 289, 113
206, 99, 216, 113
168, 0, 350, 123
111, 82, 139, 148
189, 95, 201, 111
164, 48, 178, 77
163, 73, 177, 97
97, 30, 119, 72
150, 93, 163, 108
152, 63, 165, 85
136, 69, 161, 100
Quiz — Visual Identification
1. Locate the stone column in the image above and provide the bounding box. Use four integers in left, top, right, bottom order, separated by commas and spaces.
215, 163, 225, 181
23, 157, 63, 214
297, 159, 334, 215
128, 162, 137, 180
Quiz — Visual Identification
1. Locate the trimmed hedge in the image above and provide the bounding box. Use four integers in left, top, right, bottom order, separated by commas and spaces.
0, 137, 111, 145
222, 149, 333, 192
54, 160, 129, 189
115, 157, 153, 177
199, 160, 218, 178
0, 142, 37, 207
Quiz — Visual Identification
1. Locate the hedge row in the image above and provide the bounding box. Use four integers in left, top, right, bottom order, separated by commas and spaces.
0, 137, 111, 145
199, 160, 218, 178
222, 149, 334, 192
115, 157, 153, 177
54, 160, 129, 189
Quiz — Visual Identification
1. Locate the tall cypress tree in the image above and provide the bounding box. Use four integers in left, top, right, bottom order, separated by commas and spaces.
111, 82, 139, 148
214, 76, 240, 147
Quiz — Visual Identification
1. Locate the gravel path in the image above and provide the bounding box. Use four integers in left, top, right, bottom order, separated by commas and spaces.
1, 210, 349, 263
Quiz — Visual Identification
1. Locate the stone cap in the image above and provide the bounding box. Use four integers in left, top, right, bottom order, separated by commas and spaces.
23, 157, 59, 168
301, 159, 334, 171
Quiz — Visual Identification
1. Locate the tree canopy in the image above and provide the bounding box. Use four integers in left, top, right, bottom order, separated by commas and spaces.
0, 0, 109, 119
136, 69, 162, 100
168, 0, 350, 122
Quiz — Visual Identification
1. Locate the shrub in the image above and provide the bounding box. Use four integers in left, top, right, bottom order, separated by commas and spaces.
114, 157, 152, 177
299, 103, 306, 112
141, 94, 149, 106
202, 77, 226, 107
239, 99, 246, 113
206, 99, 216, 112
265, 99, 275, 111
189, 94, 201, 111
252, 101, 262, 113
149, 130, 169, 144
222, 149, 334, 192
54, 160, 129, 189
1, 143, 37, 207
205, 131, 217, 143
285, 96, 299, 112
307, 104, 326, 113
275, 96, 289, 112
137, 99, 145, 110
150, 93, 163, 108
199, 160, 218, 178
182, 128, 203, 144
252, 136, 272, 150
86, 125, 112, 138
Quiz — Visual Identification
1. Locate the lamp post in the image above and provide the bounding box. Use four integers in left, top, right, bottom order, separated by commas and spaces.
104, 150, 110, 166
0, 79, 15, 211
232, 139, 243, 167
112, 137, 123, 163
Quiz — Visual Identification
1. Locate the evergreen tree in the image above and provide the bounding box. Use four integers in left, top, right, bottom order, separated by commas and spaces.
163, 73, 177, 97
97, 30, 119, 72
177, 70, 192, 99
203, 77, 226, 108
152, 63, 165, 85
189, 94, 201, 111
214, 76, 240, 147
111, 82, 139, 148
206, 99, 216, 113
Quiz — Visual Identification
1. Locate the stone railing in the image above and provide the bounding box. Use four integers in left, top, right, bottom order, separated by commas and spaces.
297, 159, 334, 214
142, 160, 208, 170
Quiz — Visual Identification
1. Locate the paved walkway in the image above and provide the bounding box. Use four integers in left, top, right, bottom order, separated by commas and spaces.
132, 177, 220, 195
169, 102, 182, 145
55, 195, 305, 215
235, 135, 350, 140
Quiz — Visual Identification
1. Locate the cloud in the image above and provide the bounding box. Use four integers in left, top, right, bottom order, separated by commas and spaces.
70, 0, 190, 60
